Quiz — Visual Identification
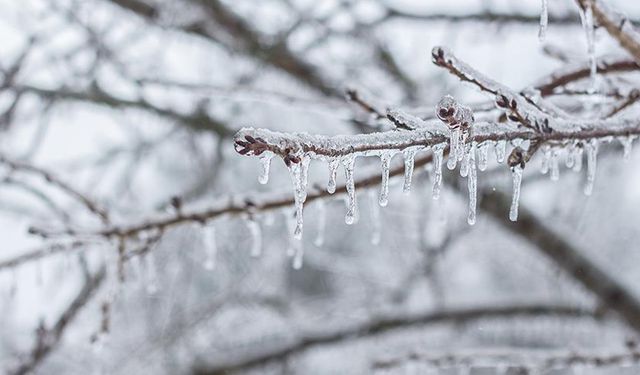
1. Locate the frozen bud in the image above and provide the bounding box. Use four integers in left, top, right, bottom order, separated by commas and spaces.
436, 95, 457, 124
508, 147, 526, 168
455, 105, 474, 131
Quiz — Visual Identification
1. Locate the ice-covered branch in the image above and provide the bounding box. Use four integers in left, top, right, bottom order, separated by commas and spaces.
0, 241, 90, 272
192, 304, 597, 375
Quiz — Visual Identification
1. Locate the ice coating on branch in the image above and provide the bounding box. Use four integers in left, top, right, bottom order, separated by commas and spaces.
550, 148, 560, 181
203, 225, 217, 271
539, 0, 548, 42
327, 158, 339, 194
403, 147, 418, 193
369, 190, 381, 245
447, 128, 461, 170
584, 139, 599, 196
478, 142, 489, 171
432, 143, 445, 200
313, 200, 326, 247
343, 155, 357, 225
258, 152, 273, 184
247, 219, 262, 257
510, 165, 523, 222
379, 152, 393, 207
495, 139, 506, 163
467, 143, 477, 225
619, 135, 636, 161
579, 2, 597, 91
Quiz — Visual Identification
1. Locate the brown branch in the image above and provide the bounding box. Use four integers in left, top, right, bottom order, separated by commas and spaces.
191, 304, 598, 375
9, 266, 106, 375
0, 241, 90, 272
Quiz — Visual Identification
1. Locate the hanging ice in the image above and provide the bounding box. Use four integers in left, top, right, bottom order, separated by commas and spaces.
495, 139, 506, 163
288, 157, 308, 239
292, 243, 304, 270
203, 225, 217, 271
565, 143, 576, 168
369, 190, 381, 245
619, 135, 636, 161
447, 128, 461, 170
460, 143, 471, 177
584, 139, 599, 196
247, 219, 262, 256
343, 155, 358, 225
285, 212, 297, 257
478, 142, 489, 171
258, 152, 273, 185
467, 143, 477, 225
539, 0, 548, 42
313, 200, 326, 247
510, 165, 523, 222
379, 152, 392, 206
579, 2, 597, 91
540, 146, 551, 174
432, 144, 445, 200
573, 144, 584, 172
327, 158, 339, 194
550, 148, 560, 181
403, 147, 417, 193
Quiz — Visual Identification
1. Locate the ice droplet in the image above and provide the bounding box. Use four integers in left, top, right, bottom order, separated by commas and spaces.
478, 142, 489, 171
327, 158, 339, 194
447, 128, 461, 170
495, 139, 506, 163
432, 144, 445, 200
379, 152, 392, 206
619, 135, 636, 161
539, 0, 549, 42
467, 143, 477, 225
510, 165, 523, 222
203, 225, 217, 271
313, 200, 326, 247
343, 155, 357, 225
369, 190, 381, 245
258, 152, 273, 184
292, 243, 304, 269
584, 139, 599, 196
248, 219, 263, 256
403, 147, 417, 193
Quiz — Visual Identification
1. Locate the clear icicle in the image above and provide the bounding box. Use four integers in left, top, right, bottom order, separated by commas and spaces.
248, 219, 263, 257
379, 152, 392, 206
495, 139, 506, 163
539, 0, 548, 42
550, 148, 560, 181
286, 213, 297, 257
565, 144, 576, 168
467, 143, 477, 225
343, 155, 357, 225
313, 200, 326, 247
540, 146, 551, 174
289, 158, 308, 239
478, 142, 489, 171
432, 144, 445, 200
258, 152, 273, 185
619, 135, 636, 161
203, 225, 217, 271
579, 2, 597, 91
327, 158, 339, 194
369, 190, 381, 245
447, 128, 461, 170
292, 243, 304, 269
460, 143, 471, 177
584, 139, 599, 196
573, 144, 584, 172
403, 148, 417, 193
510, 165, 523, 222
300, 156, 310, 202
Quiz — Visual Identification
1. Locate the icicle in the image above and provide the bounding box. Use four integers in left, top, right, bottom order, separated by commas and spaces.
573, 144, 584, 172
539, 0, 548, 42
343, 155, 357, 225
432, 144, 445, 200
467, 143, 477, 225
403, 148, 417, 193
579, 2, 597, 91
292, 243, 304, 269
327, 158, 339, 194
495, 139, 506, 163
478, 142, 489, 171
257, 152, 273, 184
285, 212, 297, 257
540, 146, 551, 174
584, 139, 599, 196
248, 219, 262, 257
369, 190, 381, 245
460, 143, 471, 177
288, 157, 308, 239
619, 135, 636, 161
550, 148, 560, 181
565, 144, 575, 168
510, 165, 523, 222
313, 200, 326, 247
379, 152, 392, 206
203, 225, 217, 271
447, 128, 461, 170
